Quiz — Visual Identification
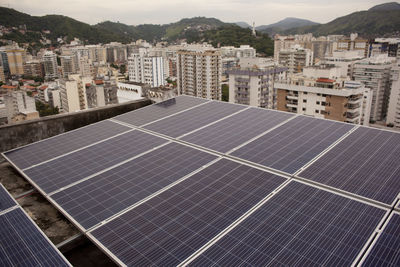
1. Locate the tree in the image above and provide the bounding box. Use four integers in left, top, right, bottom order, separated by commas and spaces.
221, 84, 229, 102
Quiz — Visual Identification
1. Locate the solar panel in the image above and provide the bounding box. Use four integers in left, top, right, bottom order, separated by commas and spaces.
24, 130, 168, 194
144, 101, 247, 138
0, 184, 17, 212
4, 120, 131, 170
230, 115, 354, 174
0, 208, 70, 267
298, 127, 400, 205
363, 213, 400, 266
190, 181, 386, 266
89, 159, 286, 266
180, 108, 294, 153
114, 95, 209, 126
51, 142, 218, 230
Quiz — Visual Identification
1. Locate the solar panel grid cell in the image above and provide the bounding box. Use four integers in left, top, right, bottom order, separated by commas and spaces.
90, 159, 286, 266
231, 116, 354, 174
51, 142, 217, 229
4, 120, 130, 170
0, 184, 17, 212
24, 130, 168, 194
180, 108, 294, 153
0, 208, 69, 267
144, 101, 247, 138
114, 96, 209, 126
299, 127, 400, 205
190, 181, 385, 267
363, 213, 400, 266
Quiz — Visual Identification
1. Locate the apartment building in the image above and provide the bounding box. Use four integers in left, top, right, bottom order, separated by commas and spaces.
228, 66, 287, 109
23, 60, 44, 78
177, 49, 222, 100
42, 51, 58, 79
128, 52, 165, 87
275, 65, 372, 125
323, 50, 364, 78
220, 45, 256, 58
60, 75, 91, 112
60, 55, 77, 78
353, 55, 396, 121
4, 91, 39, 123
278, 45, 313, 74
0, 66, 5, 82
386, 60, 400, 128
336, 33, 368, 57
86, 45, 107, 63
6, 48, 26, 75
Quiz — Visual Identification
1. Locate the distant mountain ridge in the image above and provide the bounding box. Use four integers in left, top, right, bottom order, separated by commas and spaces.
281, 2, 400, 37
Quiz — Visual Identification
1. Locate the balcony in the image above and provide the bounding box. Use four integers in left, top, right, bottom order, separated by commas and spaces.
286, 94, 298, 100
348, 96, 363, 104
286, 103, 298, 108
346, 112, 360, 119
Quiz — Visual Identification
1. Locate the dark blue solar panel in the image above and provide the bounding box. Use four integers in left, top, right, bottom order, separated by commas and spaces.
191, 181, 385, 267
230, 116, 354, 174
114, 95, 209, 126
24, 130, 167, 194
0, 208, 70, 267
90, 159, 286, 266
299, 127, 400, 205
0, 184, 17, 212
4, 120, 130, 169
363, 213, 400, 266
144, 101, 247, 138
51, 142, 217, 230
180, 108, 294, 153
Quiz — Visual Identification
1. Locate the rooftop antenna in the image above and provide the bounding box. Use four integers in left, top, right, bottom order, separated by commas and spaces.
252, 22, 256, 37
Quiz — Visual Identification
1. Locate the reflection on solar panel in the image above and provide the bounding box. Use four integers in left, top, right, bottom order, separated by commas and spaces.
51, 143, 217, 230
363, 213, 400, 266
144, 101, 247, 138
230, 116, 354, 174
90, 159, 286, 266
181, 108, 294, 153
0, 208, 70, 267
299, 127, 400, 205
0, 184, 17, 212
4, 120, 130, 169
190, 181, 385, 266
114, 95, 209, 126
24, 130, 168, 194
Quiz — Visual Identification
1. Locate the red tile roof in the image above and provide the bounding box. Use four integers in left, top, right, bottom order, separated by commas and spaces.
94, 80, 104, 85
1, 85, 17, 89
316, 78, 335, 83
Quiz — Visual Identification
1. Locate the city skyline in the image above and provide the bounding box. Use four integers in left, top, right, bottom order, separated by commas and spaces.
1, 0, 393, 26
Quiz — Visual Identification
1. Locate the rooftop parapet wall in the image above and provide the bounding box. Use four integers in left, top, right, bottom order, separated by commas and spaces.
0, 99, 152, 154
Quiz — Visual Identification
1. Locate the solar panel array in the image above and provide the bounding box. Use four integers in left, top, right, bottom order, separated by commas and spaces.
0, 184, 70, 266
2, 95, 400, 266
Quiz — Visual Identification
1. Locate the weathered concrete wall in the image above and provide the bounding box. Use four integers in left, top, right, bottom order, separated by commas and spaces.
0, 99, 152, 153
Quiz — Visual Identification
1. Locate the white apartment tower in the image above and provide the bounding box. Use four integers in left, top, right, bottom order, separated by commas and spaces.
177, 49, 222, 100
228, 67, 287, 109
42, 51, 58, 79
278, 46, 313, 74
353, 56, 396, 121
128, 52, 165, 87
386, 60, 400, 128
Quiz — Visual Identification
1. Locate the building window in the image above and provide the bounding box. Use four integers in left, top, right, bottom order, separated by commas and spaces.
315, 110, 319, 113
316, 101, 320, 105
303, 99, 307, 103
302, 108, 306, 111
303, 92, 308, 95
317, 93, 321, 96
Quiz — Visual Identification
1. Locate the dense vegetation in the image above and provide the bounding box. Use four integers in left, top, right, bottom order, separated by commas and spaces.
281, 3, 400, 38
35, 101, 59, 117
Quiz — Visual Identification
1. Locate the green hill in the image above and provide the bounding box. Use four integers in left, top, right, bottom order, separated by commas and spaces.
282, 2, 400, 37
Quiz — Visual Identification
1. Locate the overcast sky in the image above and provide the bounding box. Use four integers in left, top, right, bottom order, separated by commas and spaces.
0, 0, 394, 26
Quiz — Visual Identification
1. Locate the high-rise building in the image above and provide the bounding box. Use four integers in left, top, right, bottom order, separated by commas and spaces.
336, 33, 368, 57
278, 46, 313, 74
0, 66, 5, 82
276, 75, 371, 125
60, 75, 91, 112
6, 48, 26, 75
386, 60, 400, 128
323, 50, 364, 78
23, 60, 44, 78
353, 55, 396, 121
86, 79, 118, 108
177, 49, 222, 100
42, 51, 58, 79
60, 55, 77, 78
4, 91, 39, 123
368, 38, 400, 58
228, 67, 287, 109
128, 52, 165, 87
86, 45, 107, 63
